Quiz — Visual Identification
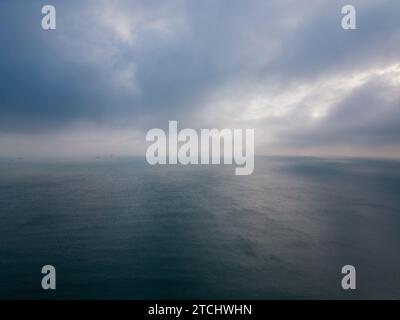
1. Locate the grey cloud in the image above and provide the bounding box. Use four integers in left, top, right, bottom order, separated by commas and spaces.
0, 0, 399, 156
274, 74, 400, 148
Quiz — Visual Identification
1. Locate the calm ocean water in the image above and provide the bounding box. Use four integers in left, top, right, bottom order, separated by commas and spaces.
0, 156, 400, 299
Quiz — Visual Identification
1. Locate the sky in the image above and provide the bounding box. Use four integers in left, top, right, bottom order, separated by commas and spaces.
0, 0, 399, 158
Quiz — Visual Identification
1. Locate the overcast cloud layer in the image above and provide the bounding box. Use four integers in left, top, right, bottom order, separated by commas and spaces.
0, 0, 399, 157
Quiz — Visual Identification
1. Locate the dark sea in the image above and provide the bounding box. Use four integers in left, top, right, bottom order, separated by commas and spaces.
0, 156, 400, 299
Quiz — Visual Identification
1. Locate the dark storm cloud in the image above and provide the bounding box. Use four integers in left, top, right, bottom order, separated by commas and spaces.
0, 0, 141, 132
0, 0, 399, 155
266, 0, 400, 82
